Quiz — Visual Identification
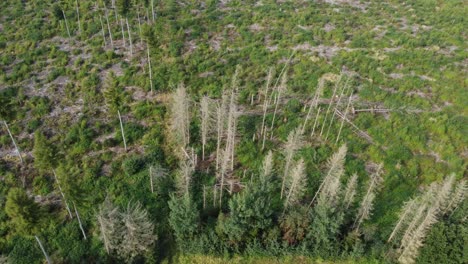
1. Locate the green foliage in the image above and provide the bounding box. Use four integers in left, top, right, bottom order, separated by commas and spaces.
33, 131, 56, 173
7, 236, 43, 264
5, 188, 43, 235
168, 195, 199, 244
217, 183, 274, 247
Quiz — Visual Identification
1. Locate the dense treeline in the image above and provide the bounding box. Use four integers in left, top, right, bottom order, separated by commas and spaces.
0, 0, 466, 263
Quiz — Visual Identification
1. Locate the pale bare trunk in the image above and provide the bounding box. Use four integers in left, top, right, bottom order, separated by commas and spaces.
75, 0, 81, 35
151, 0, 156, 22
73, 202, 87, 240
147, 44, 153, 93
118, 110, 127, 151
120, 18, 126, 47
3, 121, 23, 164
35, 236, 51, 264
99, 15, 107, 47
105, 10, 114, 48
63, 10, 72, 38
126, 18, 133, 57
53, 170, 73, 219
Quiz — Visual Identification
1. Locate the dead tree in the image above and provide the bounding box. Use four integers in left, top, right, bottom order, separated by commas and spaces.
149, 164, 167, 194
169, 84, 190, 153
283, 159, 306, 214
99, 15, 107, 47
53, 170, 73, 218
325, 77, 351, 141
269, 72, 288, 139
120, 18, 126, 47
147, 44, 153, 93
62, 9, 72, 38
280, 128, 303, 199
353, 164, 383, 231
118, 110, 127, 151
336, 91, 354, 144
320, 74, 342, 137
105, 9, 114, 48
200, 96, 214, 160
126, 18, 133, 56
3, 121, 23, 164
75, 0, 82, 34
301, 78, 325, 134
151, 0, 156, 22
260, 68, 274, 150
309, 144, 347, 208
73, 202, 87, 240
35, 236, 51, 264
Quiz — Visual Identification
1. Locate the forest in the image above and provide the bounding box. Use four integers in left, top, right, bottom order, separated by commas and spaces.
0, 0, 466, 263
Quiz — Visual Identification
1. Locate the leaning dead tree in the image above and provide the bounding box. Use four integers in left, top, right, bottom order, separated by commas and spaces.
343, 173, 358, 210
118, 110, 127, 151
320, 74, 343, 137
73, 202, 87, 240
97, 196, 121, 254
53, 170, 73, 219
260, 68, 274, 150
2, 121, 23, 164
99, 15, 107, 47
269, 72, 288, 139
301, 77, 325, 135
62, 9, 71, 38
35, 236, 51, 264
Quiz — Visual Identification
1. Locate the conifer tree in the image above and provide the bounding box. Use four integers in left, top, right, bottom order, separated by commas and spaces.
281, 128, 303, 199
5, 188, 42, 235
33, 131, 55, 174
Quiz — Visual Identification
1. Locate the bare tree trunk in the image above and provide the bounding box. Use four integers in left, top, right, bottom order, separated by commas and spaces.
118, 110, 127, 151
203, 185, 206, 209
137, 9, 143, 40
3, 121, 23, 164
126, 18, 133, 57
35, 236, 51, 264
260, 68, 273, 139
53, 170, 73, 219
151, 0, 156, 22
75, 0, 82, 35
325, 78, 349, 141
320, 75, 341, 137
120, 18, 126, 47
336, 92, 353, 144
105, 9, 114, 48
99, 15, 107, 47
62, 10, 72, 38
147, 44, 153, 94
73, 202, 87, 240
310, 106, 322, 138
149, 166, 154, 193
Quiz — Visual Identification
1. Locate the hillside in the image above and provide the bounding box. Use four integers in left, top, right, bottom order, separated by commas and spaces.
0, 0, 466, 263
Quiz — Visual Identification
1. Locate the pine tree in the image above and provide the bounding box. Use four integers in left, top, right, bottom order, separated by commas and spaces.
33, 131, 55, 173
5, 188, 42, 235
